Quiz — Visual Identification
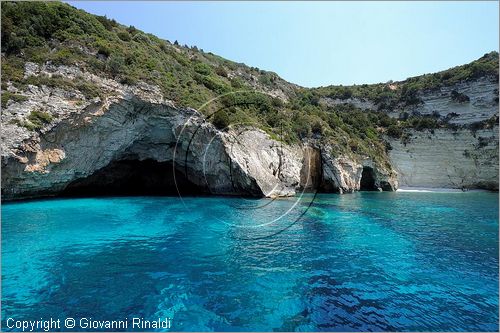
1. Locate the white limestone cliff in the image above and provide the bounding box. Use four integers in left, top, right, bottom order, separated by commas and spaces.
385, 76, 498, 190
1, 63, 395, 200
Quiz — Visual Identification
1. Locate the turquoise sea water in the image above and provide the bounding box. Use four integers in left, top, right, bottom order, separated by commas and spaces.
2, 192, 498, 331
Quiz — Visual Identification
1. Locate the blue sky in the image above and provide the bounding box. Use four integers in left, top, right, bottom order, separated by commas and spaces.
68, 1, 499, 88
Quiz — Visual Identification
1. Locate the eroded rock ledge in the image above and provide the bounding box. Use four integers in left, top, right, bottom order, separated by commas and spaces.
1, 97, 397, 200
1, 66, 397, 200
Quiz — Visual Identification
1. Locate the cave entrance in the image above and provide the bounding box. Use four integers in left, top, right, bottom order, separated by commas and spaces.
360, 166, 378, 191
61, 159, 207, 197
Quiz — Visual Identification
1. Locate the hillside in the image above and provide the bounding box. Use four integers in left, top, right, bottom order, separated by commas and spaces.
1, 1, 498, 199
3, 2, 497, 159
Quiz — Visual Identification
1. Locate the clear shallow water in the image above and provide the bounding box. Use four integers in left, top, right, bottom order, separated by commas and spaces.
2, 192, 498, 331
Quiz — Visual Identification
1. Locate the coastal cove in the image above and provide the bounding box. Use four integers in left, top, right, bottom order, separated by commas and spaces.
2, 192, 498, 331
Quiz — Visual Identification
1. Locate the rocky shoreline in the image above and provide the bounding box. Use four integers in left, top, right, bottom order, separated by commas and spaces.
1, 62, 497, 200
1, 65, 397, 200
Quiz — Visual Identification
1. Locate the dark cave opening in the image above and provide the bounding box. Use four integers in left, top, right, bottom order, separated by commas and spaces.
61, 159, 208, 197
360, 166, 378, 191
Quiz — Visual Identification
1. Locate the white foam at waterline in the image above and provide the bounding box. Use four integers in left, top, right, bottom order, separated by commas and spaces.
396, 187, 489, 193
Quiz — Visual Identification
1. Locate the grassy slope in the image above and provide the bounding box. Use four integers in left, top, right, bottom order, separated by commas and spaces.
1, 1, 498, 167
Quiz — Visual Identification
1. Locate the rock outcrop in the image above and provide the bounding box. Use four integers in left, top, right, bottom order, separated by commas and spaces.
387, 127, 498, 190
1, 3, 497, 197
1, 63, 396, 200
388, 77, 498, 125
385, 76, 499, 190
320, 147, 398, 194
4, 66, 497, 199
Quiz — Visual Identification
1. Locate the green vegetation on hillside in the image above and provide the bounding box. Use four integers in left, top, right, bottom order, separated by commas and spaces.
1, 1, 291, 107
1, 91, 27, 108
11, 109, 54, 131
311, 51, 498, 110
1, 1, 498, 165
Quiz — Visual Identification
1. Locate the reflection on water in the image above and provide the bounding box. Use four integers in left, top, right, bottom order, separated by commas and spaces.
2, 192, 498, 331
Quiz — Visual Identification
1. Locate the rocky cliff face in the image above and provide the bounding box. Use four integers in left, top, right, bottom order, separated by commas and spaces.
2, 61, 497, 199
387, 128, 498, 190
318, 77, 499, 191
388, 77, 498, 124
1, 3, 497, 198
1, 63, 396, 200
386, 77, 499, 190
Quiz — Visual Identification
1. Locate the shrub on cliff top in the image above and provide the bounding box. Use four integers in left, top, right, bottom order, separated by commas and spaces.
1, 92, 28, 108
386, 124, 403, 138
25, 110, 53, 130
